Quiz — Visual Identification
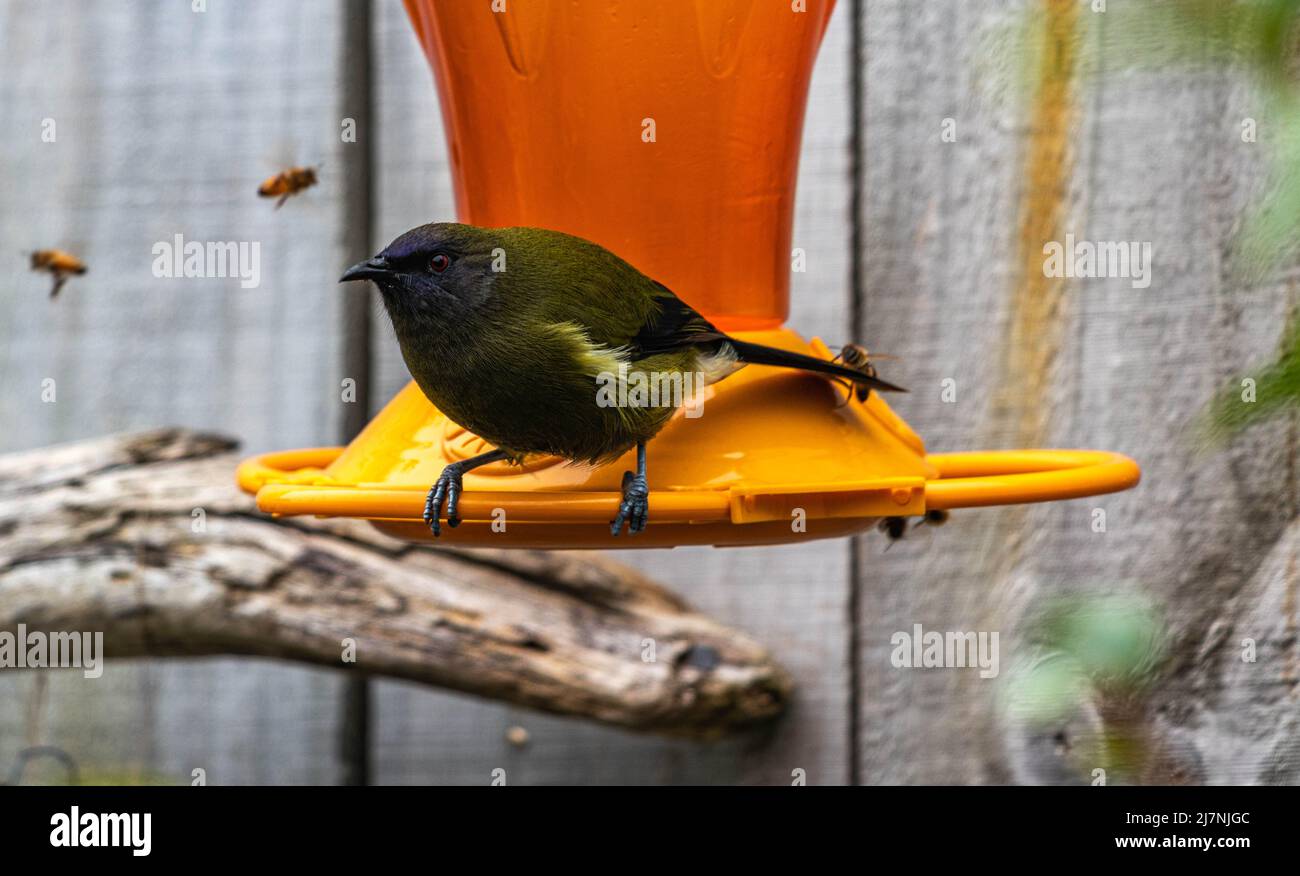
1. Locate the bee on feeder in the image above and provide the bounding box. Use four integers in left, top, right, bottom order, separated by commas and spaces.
835, 343, 898, 403
878, 509, 950, 544
29, 249, 87, 299
257, 165, 318, 208
877, 516, 909, 541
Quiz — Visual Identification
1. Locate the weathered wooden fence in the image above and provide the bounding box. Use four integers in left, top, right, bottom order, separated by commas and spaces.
0, 0, 1293, 784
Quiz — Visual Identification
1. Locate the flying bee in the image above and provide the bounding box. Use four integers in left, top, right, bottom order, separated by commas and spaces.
29, 249, 87, 298
257, 165, 318, 208
834, 343, 898, 403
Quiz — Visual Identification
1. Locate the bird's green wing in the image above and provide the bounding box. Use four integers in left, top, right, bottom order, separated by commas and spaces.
626, 282, 725, 359
509, 227, 723, 358
533, 277, 722, 360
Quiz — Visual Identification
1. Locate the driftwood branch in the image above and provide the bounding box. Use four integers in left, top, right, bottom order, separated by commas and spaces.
0, 430, 790, 738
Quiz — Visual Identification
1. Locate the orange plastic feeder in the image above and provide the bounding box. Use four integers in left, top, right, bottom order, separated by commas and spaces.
238, 0, 1139, 549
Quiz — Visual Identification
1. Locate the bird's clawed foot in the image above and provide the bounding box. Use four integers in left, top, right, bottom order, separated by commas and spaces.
611, 470, 649, 536
424, 463, 468, 537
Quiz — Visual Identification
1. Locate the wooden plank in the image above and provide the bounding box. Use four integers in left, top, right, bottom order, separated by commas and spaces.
855, 0, 1294, 784
0, 0, 352, 784
369, 0, 856, 784
854, 0, 1032, 785
1032, 39, 1294, 786
337, 0, 377, 789
369, 0, 457, 403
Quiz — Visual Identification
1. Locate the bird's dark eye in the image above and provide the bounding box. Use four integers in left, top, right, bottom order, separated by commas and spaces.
430, 253, 451, 273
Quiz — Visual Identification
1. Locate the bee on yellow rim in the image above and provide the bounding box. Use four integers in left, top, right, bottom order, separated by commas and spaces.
878, 509, 951, 544
30, 249, 87, 299
835, 343, 899, 403
257, 165, 318, 208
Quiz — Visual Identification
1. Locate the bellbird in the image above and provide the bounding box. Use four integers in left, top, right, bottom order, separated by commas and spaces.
341, 223, 905, 537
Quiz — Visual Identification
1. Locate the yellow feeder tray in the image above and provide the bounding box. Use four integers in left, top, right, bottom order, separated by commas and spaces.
236, 2, 1140, 549
236, 329, 1140, 549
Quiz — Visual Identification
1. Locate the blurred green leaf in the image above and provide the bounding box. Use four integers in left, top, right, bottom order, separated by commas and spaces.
1235, 91, 1300, 281
987, 0, 1299, 81
1007, 653, 1089, 724
1202, 304, 1300, 444
1008, 593, 1164, 729
1038, 594, 1164, 685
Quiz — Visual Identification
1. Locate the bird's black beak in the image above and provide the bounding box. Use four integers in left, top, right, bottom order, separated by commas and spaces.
339, 256, 392, 283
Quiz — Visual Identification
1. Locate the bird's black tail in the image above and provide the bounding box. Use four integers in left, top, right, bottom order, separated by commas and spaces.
726, 338, 907, 393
